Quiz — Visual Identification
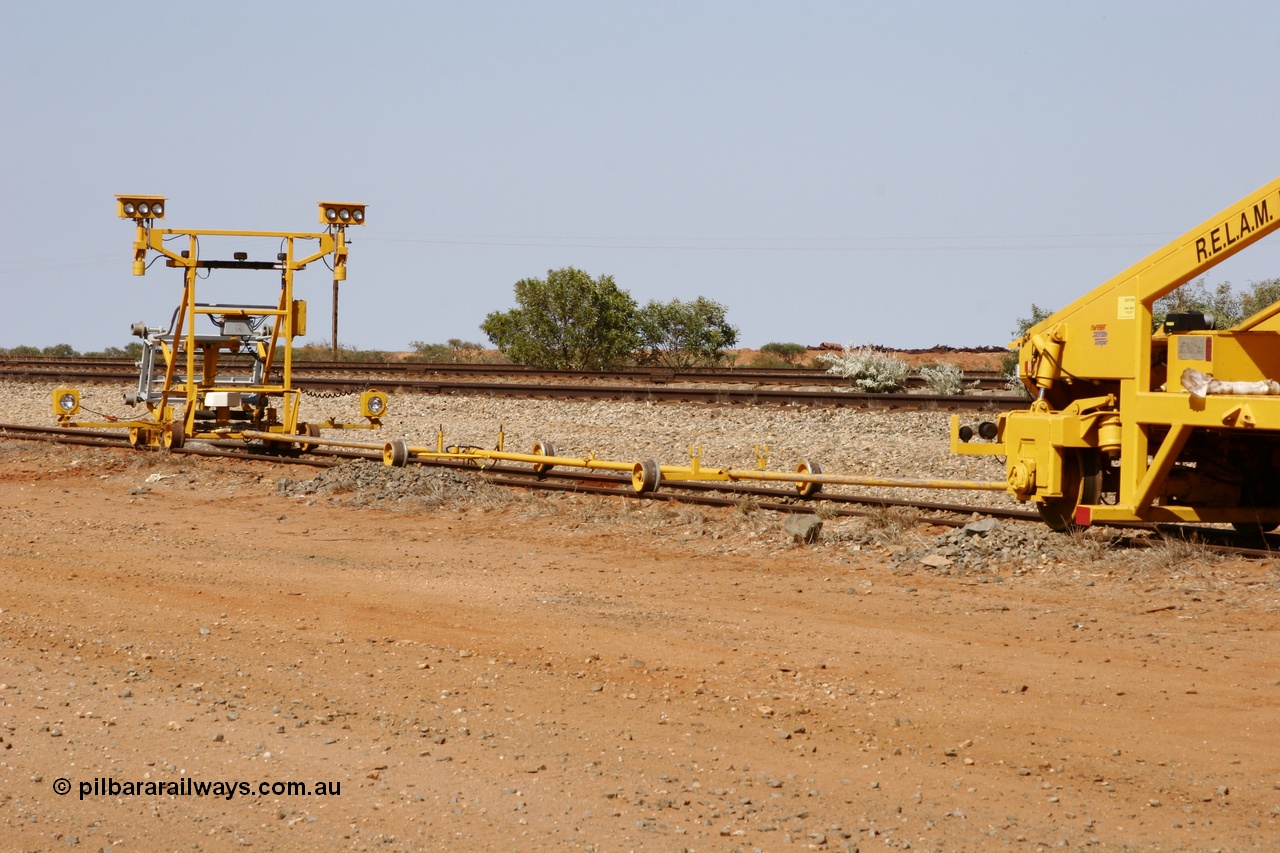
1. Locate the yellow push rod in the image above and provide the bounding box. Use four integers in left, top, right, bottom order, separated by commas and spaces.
422, 448, 635, 472
246, 432, 1007, 492
696, 469, 1007, 491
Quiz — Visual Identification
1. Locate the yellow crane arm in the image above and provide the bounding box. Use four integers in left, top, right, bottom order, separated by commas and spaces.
1018, 176, 1280, 385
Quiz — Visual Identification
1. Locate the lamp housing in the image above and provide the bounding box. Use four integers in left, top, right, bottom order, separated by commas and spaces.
116, 194, 166, 220
318, 202, 367, 226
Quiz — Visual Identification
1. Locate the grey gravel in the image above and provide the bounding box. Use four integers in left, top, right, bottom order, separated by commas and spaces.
3, 380, 1011, 507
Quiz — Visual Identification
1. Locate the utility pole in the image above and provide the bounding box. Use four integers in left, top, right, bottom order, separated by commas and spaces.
332, 277, 339, 359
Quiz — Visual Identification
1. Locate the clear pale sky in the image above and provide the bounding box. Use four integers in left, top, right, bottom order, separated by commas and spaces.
4, 1, 1279, 352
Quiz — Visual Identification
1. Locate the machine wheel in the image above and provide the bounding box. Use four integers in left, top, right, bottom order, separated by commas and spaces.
162, 424, 184, 451
531, 440, 557, 475
795, 459, 823, 498
384, 439, 410, 468
1037, 449, 1101, 532
127, 427, 144, 448
631, 459, 662, 494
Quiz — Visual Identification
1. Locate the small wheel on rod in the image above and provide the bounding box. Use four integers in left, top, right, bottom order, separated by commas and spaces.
631, 459, 662, 494
298, 423, 322, 453
531, 440, 558, 475
384, 439, 410, 468
795, 459, 823, 498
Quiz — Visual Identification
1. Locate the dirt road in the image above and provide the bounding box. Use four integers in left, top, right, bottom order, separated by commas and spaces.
0, 443, 1276, 851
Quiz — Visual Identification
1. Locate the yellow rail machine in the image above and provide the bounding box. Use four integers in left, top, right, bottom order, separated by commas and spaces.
52, 196, 386, 449
953, 176, 1280, 531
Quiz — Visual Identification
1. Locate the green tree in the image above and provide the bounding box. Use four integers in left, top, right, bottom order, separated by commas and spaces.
84, 344, 143, 358
1012, 303, 1056, 339
481, 267, 640, 370
636, 297, 738, 369
1239, 278, 1280, 321
1003, 303, 1056, 382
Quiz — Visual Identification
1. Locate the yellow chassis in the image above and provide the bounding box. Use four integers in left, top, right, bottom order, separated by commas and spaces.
56, 198, 381, 448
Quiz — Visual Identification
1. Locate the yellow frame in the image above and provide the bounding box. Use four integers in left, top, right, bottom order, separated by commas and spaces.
954, 176, 1280, 528
56, 198, 380, 449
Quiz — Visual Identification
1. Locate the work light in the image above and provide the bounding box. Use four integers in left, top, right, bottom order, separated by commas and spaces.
52, 388, 80, 417
318, 202, 367, 226
116, 194, 167, 220
360, 390, 387, 418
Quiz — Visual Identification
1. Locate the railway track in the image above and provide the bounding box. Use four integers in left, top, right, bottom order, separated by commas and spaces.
0, 420, 1025, 524
4, 421, 1274, 558
0, 359, 1021, 410
0, 356, 1009, 388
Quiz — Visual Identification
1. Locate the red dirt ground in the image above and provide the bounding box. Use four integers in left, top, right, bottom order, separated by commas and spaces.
0, 443, 1276, 851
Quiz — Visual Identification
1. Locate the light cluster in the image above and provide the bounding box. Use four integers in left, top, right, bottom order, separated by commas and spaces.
115, 195, 166, 220
318, 202, 367, 226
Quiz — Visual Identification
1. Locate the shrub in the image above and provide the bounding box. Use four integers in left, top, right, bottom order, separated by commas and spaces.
293, 341, 391, 362
917, 362, 966, 395
408, 339, 491, 364
818, 344, 909, 393
758, 342, 809, 366
746, 352, 793, 369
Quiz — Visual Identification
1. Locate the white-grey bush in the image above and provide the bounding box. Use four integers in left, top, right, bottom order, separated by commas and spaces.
818, 344, 910, 393
917, 362, 966, 395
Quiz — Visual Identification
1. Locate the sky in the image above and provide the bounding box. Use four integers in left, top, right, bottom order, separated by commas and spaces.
4, 1, 1280, 353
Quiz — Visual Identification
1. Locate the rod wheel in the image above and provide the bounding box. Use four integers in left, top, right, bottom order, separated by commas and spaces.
298, 423, 321, 453
127, 427, 143, 448
795, 459, 823, 498
531, 440, 557, 475
384, 439, 410, 468
631, 459, 662, 494
1038, 449, 1101, 532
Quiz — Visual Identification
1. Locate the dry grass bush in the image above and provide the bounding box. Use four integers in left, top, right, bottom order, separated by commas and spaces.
1055, 528, 1223, 576
124, 448, 191, 476
320, 476, 357, 496
1063, 527, 1118, 562
668, 503, 710, 532
813, 503, 839, 521
544, 493, 627, 525
459, 478, 523, 512
0, 442, 52, 464
622, 501, 713, 537
1134, 532, 1223, 572
860, 504, 919, 545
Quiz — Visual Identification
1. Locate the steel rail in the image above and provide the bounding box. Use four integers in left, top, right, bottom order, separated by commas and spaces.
0, 358, 1011, 392
0, 423, 339, 467
0, 420, 1028, 524
4, 421, 1274, 556
5, 369, 1024, 411
0, 355, 1007, 387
